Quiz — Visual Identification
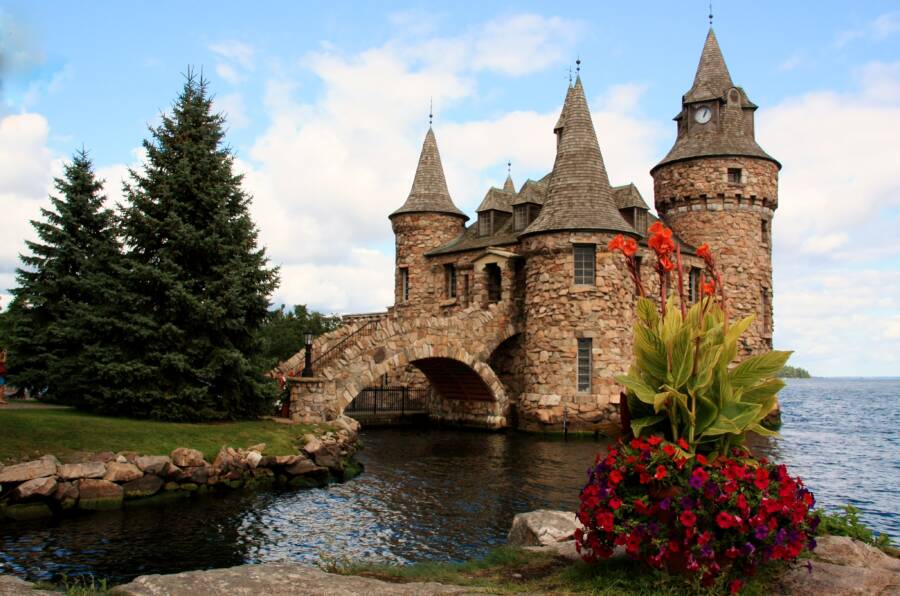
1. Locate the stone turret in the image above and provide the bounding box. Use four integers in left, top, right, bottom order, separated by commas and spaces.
651, 28, 780, 354
390, 127, 468, 312
517, 76, 637, 432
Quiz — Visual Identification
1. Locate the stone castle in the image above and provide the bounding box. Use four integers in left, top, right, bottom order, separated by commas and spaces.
279, 27, 779, 432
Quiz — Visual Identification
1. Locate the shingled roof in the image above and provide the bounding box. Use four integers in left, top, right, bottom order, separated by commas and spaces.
653, 29, 779, 172
425, 212, 519, 256
476, 186, 514, 213
390, 127, 468, 220
612, 183, 650, 210
512, 175, 549, 206
521, 77, 634, 236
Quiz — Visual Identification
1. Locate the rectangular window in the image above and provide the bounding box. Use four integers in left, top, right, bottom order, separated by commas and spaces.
514, 205, 528, 231
444, 264, 457, 298
400, 268, 409, 302
727, 168, 742, 184
577, 338, 592, 393
463, 274, 470, 305
634, 209, 648, 235
573, 244, 596, 285
762, 288, 771, 333
688, 267, 701, 303
761, 219, 770, 246
479, 212, 492, 236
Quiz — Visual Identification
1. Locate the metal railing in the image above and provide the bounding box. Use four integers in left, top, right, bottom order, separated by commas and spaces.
345, 387, 427, 416
311, 319, 380, 372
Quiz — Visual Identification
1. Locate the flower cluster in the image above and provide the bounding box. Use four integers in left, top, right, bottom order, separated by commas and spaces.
576, 437, 818, 592
608, 235, 644, 296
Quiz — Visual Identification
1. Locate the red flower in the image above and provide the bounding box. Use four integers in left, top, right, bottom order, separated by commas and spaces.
680, 510, 697, 527
696, 454, 708, 466
609, 497, 622, 510
596, 511, 615, 531
623, 237, 638, 257
659, 256, 675, 271
677, 438, 690, 451
607, 235, 625, 252
702, 280, 716, 295
639, 472, 653, 484
716, 511, 735, 529
663, 444, 676, 457
697, 243, 712, 260
647, 435, 662, 446
729, 579, 743, 594
648, 221, 665, 235
609, 470, 624, 485
655, 465, 668, 480
754, 467, 770, 490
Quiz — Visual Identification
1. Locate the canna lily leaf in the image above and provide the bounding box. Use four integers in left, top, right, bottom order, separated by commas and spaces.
741, 378, 786, 404
730, 350, 793, 388
631, 415, 665, 437
616, 374, 658, 405
748, 422, 779, 437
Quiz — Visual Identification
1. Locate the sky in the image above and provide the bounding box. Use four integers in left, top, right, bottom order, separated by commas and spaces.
1, 1, 899, 376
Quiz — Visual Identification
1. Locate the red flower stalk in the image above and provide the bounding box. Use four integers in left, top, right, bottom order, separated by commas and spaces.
675, 244, 686, 318
608, 234, 645, 297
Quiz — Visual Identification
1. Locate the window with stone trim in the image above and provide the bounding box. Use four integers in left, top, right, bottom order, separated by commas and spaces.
486, 263, 502, 303
689, 267, 701, 303
762, 287, 771, 334
444, 264, 457, 298
761, 219, 770, 246
634, 208, 648, 235
400, 268, 409, 302
727, 168, 743, 184
577, 337, 592, 393
574, 244, 596, 285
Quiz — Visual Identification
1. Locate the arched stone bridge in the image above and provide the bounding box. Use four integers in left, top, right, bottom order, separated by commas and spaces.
277, 301, 521, 428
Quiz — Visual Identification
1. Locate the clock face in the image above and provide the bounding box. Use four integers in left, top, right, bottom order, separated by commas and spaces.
694, 106, 712, 124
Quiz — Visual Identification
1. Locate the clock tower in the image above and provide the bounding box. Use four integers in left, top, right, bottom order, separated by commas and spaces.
651, 28, 780, 356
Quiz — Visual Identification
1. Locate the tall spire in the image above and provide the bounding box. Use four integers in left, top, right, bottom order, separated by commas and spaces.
523, 76, 632, 236
503, 161, 515, 192
684, 28, 734, 103
390, 127, 467, 220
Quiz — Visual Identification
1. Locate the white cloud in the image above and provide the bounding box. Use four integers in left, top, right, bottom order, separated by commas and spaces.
835, 11, 900, 48
215, 63, 242, 85
208, 40, 255, 71
778, 52, 805, 72
471, 14, 581, 76
213, 92, 249, 129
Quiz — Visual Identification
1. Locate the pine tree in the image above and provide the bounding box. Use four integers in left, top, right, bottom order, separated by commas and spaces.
116, 71, 279, 420
6, 150, 123, 406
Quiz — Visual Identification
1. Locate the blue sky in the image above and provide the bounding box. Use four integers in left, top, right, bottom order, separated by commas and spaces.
1, 1, 899, 376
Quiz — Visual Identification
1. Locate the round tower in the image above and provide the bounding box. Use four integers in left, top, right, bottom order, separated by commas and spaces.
518, 75, 639, 432
651, 28, 780, 355
389, 127, 467, 315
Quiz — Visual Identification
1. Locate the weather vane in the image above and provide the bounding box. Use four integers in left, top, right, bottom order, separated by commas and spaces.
576, 56, 581, 75
507, 161, 511, 175
709, 1, 713, 26
429, 97, 433, 126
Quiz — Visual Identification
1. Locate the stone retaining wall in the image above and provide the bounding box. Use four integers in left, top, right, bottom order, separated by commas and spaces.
0, 417, 361, 522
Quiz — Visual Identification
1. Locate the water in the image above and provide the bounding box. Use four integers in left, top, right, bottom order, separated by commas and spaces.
0, 378, 897, 584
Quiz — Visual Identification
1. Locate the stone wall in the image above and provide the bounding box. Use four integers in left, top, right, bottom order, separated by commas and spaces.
391, 213, 466, 317
0, 419, 361, 522
518, 232, 636, 432
654, 156, 777, 355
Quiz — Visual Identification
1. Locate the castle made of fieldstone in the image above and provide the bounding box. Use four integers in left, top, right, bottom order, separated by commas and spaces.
280, 28, 779, 432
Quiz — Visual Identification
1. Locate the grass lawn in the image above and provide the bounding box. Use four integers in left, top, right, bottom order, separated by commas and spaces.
330, 546, 784, 595
0, 408, 325, 464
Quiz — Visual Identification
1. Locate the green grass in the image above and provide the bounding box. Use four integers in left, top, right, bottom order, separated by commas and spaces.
327, 546, 784, 595
0, 408, 326, 464
815, 505, 895, 551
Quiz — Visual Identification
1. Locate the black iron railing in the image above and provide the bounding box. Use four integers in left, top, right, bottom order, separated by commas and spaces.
345, 387, 427, 416
311, 319, 380, 372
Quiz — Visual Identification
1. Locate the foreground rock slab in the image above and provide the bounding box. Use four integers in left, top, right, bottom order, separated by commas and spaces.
116, 563, 480, 595
507, 509, 580, 547
0, 574, 54, 595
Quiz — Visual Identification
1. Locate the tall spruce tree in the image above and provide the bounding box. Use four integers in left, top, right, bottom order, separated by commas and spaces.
6, 150, 123, 405
116, 71, 279, 420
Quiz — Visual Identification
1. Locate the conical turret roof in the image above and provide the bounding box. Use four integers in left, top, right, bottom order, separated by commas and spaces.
521, 77, 633, 236
503, 174, 515, 193
390, 127, 468, 220
684, 28, 734, 103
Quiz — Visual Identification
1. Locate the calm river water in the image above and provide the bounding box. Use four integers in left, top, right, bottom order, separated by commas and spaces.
0, 378, 897, 584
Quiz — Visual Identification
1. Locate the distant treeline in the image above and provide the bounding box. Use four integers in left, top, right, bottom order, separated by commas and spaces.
778, 365, 812, 378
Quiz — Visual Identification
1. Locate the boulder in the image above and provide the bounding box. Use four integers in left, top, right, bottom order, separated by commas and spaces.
104, 462, 143, 483
115, 454, 128, 463
302, 437, 324, 456
335, 415, 360, 434
91, 451, 118, 464
212, 446, 233, 473
53, 481, 79, 509
285, 459, 327, 476
246, 451, 263, 469
312, 444, 343, 471
118, 451, 140, 464
170, 447, 205, 468
507, 510, 580, 547
58, 461, 107, 480
78, 479, 124, 510
0, 456, 58, 483
247, 443, 266, 454
812, 535, 900, 572
0, 573, 56, 595
122, 474, 164, 498
135, 455, 171, 475
11, 476, 57, 500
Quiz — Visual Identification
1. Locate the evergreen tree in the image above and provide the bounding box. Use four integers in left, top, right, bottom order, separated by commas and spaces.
6, 150, 123, 405
115, 71, 279, 420
258, 305, 341, 368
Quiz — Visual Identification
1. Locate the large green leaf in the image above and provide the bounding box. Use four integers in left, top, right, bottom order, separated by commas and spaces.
730, 350, 793, 388
616, 374, 658, 405
636, 298, 659, 328
669, 326, 694, 388
721, 401, 762, 429
725, 315, 755, 346
631, 415, 665, 437
748, 422, 779, 437
694, 393, 719, 434
741, 378, 786, 404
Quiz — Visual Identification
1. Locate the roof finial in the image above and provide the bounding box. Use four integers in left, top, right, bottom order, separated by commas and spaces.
568, 66, 572, 85
575, 56, 581, 75
708, 1, 713, 26
507, 160, 511, 175
428, 97, 433, 126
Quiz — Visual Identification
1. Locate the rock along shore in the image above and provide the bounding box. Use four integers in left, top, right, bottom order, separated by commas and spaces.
0, 416, 361, 522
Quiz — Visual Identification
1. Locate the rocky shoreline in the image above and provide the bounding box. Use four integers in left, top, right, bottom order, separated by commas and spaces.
0, 416, 361, 521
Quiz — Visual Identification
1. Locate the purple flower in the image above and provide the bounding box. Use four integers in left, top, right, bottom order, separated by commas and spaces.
807, 537, 817, 551
689, 475, 704, 490
659, 497, 672, 511
775, 528, 789, 546
646, 521, 659, 536
700, 545, 714, 559
703, 480, 720, 499
754, 526, 769, 540
680, 496, 694, 510
742, 542, 756, 556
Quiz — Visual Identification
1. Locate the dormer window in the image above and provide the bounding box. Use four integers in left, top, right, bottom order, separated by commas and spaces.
514, 205, 527, 231
633, 208, 648, 235
727, 168, 742, 184
478, 212, 493, 236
